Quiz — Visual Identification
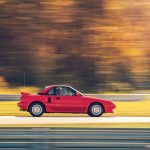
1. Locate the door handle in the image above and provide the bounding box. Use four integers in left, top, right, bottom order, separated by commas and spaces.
55, 97, 60, 100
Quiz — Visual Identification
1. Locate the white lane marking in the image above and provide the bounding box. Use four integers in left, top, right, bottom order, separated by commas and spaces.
0, 116, 150, 124
145, 145, 150, 148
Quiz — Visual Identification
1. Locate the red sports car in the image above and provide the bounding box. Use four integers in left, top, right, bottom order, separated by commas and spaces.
18, 85, 116, 117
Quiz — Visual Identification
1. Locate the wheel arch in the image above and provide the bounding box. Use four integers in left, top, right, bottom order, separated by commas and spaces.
87, 102, 105, 113
28, 101, 46, 112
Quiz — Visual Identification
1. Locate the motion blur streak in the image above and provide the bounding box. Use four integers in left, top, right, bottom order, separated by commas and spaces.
0, 93, 147, 101
0, 128, 149, 149
0, 0, 150, 92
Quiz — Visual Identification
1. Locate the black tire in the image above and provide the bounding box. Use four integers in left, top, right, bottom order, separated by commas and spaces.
29, 103, 45, 117
88, 103, 104, 117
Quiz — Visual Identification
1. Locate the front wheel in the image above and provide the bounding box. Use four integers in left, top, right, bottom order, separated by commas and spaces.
88, 103, 104, 117
29, 103, 45, 117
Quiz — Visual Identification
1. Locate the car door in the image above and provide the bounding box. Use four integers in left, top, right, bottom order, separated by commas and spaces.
46, 86, 85, 113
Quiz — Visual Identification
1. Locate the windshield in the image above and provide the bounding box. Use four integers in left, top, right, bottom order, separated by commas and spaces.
69, 86, 84, 96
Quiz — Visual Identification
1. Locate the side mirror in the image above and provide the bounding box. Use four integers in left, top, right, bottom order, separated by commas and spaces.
76, 92, 81, 96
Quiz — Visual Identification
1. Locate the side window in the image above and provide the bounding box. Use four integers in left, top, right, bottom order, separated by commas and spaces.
47, 87, 55, 95
55, 87, 63, 96
65, 87, 76, 96
55, 87, 76, 96
47, 87, 76, 96
55, 87, 67, 96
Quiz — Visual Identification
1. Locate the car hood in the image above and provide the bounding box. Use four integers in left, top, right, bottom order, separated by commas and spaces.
84, 95, 113, 103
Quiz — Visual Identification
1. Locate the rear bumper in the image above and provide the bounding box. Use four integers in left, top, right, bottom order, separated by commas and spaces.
17, 102, 26, 111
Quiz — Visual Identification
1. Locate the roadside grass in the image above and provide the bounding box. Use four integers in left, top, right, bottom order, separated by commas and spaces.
0, 86, 39, 94
114, 99, 150, 117
0, 123, 150, 128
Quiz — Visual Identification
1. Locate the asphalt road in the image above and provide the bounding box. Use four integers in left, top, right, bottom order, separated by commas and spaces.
0, 116, 150, 125
0, 128, 149, 150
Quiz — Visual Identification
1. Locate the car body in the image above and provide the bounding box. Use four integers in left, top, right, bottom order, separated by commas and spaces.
18, 85, 116, 117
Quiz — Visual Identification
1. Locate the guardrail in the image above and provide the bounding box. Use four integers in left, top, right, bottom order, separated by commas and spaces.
86, 93, 149, 101
0, 93, 149, 101
0, 94, 20, 101
0, 128, 149, 150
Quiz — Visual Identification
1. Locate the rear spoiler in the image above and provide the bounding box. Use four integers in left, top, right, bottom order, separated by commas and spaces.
21, 92, 30, 95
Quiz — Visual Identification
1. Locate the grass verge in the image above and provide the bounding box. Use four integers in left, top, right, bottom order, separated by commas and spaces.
0, 123, 149, 128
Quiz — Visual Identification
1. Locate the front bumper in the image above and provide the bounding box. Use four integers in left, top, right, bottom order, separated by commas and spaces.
109, 104, 116, 113
105, 103, 116, 113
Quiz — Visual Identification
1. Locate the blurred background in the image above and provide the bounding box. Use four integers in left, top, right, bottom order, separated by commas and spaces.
0, 2, 150, 149
0, 0, 150, 93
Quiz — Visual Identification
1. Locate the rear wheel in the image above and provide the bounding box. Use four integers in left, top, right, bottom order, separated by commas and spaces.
88, 103, 104, 117
29, 103, 45, 117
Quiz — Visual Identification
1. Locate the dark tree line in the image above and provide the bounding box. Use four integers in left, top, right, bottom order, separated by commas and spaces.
0, 0, 149, 92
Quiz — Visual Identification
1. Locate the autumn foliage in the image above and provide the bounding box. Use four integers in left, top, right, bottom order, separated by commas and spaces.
0, 0, 149, 92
